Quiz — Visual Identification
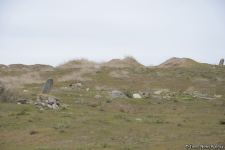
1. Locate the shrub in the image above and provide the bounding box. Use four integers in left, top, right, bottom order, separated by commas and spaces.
0, 82, 18, 102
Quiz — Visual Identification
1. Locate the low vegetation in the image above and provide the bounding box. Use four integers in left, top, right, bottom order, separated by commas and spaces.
0, 57, 225, 150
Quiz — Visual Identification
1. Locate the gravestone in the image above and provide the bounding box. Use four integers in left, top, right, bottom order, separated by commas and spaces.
42, 79, 53, 94
219, 58, 224, 66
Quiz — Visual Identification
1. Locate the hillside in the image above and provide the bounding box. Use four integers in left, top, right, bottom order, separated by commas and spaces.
57, 59, 99, 69
158, 57, 201, 68
0, 57, 225, 150
102, 57, 144, 68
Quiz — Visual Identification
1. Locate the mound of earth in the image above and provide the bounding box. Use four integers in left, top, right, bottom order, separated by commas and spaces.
4, 64, 54, 71
0, 64, 7, 69
102, 57, 144, 68
57, 59, 99, 69
158, 57, 200, 68
28, 64, 54, 71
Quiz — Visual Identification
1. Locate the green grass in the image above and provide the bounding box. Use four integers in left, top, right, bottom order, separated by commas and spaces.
0, 65, 225, 150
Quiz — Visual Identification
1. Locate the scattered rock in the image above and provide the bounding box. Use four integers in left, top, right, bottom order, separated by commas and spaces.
214, 95, 222, 98
110, 90, 127, 99
23, 90, 28, 93
94, 95, 102, 99
135, 118, 143, 122
132, 93, 142, 99
69, 82, 83, 89
219, 58, 224, 66
192, 91, 215, 100
153, 89, 169, 95
139, 91, 151, 98
184, 90, 217, 100
16, 99, 29, 104
35, 94, 60, 110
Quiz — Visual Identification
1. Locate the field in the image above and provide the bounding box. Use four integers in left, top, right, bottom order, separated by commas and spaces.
0, 57, 225, 150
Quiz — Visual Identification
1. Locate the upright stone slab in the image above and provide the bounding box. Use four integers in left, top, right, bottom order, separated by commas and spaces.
219, 58, 224, 66
42, 79, 53, 94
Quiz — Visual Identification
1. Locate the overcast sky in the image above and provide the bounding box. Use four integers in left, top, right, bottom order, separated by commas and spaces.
0, 0, 225, 66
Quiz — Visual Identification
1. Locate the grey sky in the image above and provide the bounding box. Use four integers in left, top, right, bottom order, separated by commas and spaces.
0, 0, 225, 66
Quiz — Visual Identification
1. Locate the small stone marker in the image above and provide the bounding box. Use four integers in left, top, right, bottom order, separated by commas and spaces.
42, 79, 53, 94
219, 58, 224, 66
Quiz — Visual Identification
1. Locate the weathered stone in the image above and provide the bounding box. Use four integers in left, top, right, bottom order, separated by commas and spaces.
16, 99, 29, 104
214, 95, 222, 98
219, 58, 224, 66
110, 90, 127, 99
42, 79, 53, 94
69, 82, 83, 89
52, 103, 59, 110
139, 91, 151, 98
94, 95, 102, 99
36, 94, 60, 110
153, 89, 170, 95
132, 93, 142, 99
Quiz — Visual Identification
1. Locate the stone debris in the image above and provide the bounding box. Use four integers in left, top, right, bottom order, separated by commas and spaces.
184, 90, 217, 100
35, 94, 60, 110
214, 95, 222, 98
16, 99, 30, 104
94, 95, 102, 99
132, 93, 142, 99
153, 89, 170, 95
139, 91, 151, 98
110, 90, 127, 99
69, 82, 83, 89
135, 118, 143, 122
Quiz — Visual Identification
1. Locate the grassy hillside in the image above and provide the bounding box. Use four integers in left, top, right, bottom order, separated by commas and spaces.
0, 57, 225, 150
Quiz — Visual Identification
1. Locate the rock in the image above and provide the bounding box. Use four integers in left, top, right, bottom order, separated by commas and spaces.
94, 95, 102, 99
139, 91, 151, 98
135, 118, 143, 122
69, 82, 83, 89
52, 103, 59, 110
36, 94, 60, 110
110, 90, 127, 99
16, 99, 29, 104
132, 93, 142, 99
192, 91, 207, 98
154, 90, 162, 95
42, 79, 53, 94
214, 95, 222, 98
48, 96, 58, 105
219, 58, 224, 66
153, 89, 169, 95
185, 91, 216, 100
